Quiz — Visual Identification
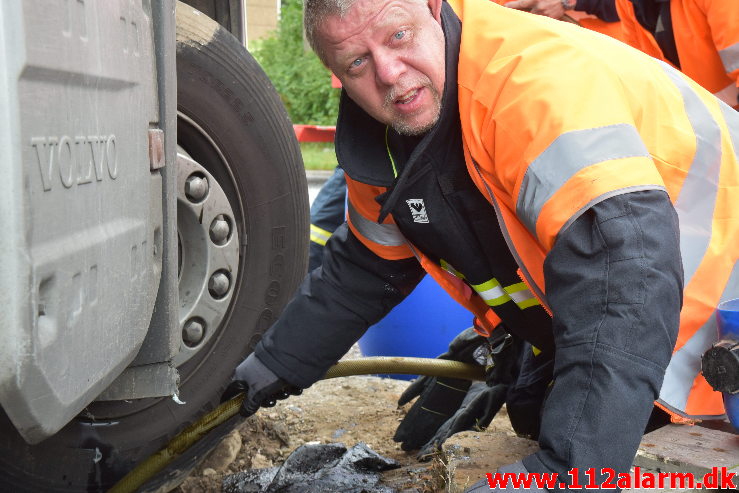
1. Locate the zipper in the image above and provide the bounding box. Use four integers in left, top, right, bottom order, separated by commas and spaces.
469, 157, 551, 314
385, 126, 399, 179
517, 268, 552, 317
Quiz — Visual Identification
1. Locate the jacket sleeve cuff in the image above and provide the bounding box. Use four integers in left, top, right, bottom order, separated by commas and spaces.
253, 342, 328, 389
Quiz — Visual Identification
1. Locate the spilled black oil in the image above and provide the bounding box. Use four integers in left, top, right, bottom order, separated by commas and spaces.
222, 442, 400, 492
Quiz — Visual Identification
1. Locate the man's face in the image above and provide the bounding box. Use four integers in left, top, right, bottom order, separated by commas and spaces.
318, 0, 446, 136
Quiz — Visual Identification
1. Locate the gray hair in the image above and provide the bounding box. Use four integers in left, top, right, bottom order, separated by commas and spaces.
303, 0, 357, 65
304, 0, 431, 65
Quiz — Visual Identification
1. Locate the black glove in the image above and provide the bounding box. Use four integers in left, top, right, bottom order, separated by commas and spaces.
485, 330, 524, 387
395, 327, 525, 458
393, 328, 487, 452
221, 353, 302, 417
416, 381, 507, 460
393, 375, 473, 451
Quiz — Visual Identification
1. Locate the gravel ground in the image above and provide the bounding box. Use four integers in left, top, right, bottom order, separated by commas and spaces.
173, 344, 440, 492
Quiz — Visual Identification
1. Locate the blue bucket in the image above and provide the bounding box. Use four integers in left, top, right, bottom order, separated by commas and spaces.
358, 275, 472, 380
715, 298, 739, 430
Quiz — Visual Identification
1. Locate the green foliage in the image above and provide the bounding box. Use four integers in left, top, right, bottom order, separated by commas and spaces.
300, 142, 338, 170
252, 0, 340, 125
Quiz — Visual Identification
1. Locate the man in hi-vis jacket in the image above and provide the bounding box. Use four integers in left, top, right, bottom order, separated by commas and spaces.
616, 0, 739, 108
224, 0, 739, 490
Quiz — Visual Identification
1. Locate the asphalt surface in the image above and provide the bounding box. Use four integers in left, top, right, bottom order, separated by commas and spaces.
306, 169, 333, 205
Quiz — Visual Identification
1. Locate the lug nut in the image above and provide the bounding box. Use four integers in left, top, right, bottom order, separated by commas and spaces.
185, 174, 209, 202
210, 215, 231, 245
183, 318, 205, 347
208, 271, 231, 299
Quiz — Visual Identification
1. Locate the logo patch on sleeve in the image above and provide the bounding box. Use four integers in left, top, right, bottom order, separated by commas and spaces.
406, 199, 429, 223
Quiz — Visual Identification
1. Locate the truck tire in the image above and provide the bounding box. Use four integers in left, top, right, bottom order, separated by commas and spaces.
0, 4, 309, 492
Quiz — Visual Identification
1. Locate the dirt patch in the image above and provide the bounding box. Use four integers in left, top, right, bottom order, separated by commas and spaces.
175, 355, 515, 492
174, 338, 513, 493
172, 360, 732, 493
175, 375, 416, 492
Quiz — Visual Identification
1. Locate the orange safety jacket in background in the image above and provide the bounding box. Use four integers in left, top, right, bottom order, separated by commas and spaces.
491, 0, 628, 42
567, 10, 627, 41
347, 0, 739, 421
615, 0, 739, 107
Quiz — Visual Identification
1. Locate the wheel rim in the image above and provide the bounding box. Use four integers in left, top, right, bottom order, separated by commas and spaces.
174, 150, 240, 366
173, 111, 247, 370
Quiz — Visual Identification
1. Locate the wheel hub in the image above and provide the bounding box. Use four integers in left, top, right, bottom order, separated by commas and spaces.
175, 151, 240, 366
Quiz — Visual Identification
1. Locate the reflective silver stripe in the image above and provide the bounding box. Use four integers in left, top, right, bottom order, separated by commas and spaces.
440, 259, 465, 279
655, 399, 722, 422
659, 261, 739, 416
658, 315, 717, 414
473, 279, 509, 306
718, 42, 739, 74
347, 200, 406, 247
471, 159, 550, 309
507, 286, 537, 307
310, 224, 332, 246
516, 124, 650, 238
471, 278, 539, 309
720, 104, 739, 162
508, 289, 533, 303
660, 62, 723, 285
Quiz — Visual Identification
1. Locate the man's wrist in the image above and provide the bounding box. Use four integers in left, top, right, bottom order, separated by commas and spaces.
561, 0, 577, 10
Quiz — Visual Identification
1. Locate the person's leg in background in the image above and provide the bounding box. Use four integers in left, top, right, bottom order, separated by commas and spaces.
309, 167, 347, 271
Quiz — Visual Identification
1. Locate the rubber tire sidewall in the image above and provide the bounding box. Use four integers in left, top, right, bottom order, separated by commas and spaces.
0, 5, 308, 492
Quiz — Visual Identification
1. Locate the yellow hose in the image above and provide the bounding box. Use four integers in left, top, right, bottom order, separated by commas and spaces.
323, 356, 485, 380
108, 357, 485, 493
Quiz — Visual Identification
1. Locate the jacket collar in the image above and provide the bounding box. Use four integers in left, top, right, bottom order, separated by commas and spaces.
334, 1, 463, 189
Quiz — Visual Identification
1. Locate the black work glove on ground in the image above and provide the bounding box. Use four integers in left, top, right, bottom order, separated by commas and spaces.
393, 328, 489, 453
394, 327, 524, 459
393, 374, 473, 452
221, 352, 302, 418
416, 380, 507, 460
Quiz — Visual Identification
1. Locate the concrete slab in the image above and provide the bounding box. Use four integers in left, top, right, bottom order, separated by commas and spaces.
636, 424, 739, 476
443, 431, 538, 492
383, 424, 739, 492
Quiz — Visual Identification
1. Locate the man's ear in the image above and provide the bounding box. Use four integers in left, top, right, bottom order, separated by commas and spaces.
428, 0, 443, 22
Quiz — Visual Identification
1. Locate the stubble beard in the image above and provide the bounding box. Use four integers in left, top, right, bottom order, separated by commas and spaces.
384, 78, 442, 136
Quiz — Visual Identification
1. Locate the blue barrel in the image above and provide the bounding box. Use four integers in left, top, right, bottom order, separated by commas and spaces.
715, 299, 739, 431
358, 275, 473, 380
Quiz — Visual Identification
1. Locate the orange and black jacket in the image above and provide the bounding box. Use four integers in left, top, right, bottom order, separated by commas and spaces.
255, 0, 739, 482
616, 0, 739, 107
491, 0, 628, 44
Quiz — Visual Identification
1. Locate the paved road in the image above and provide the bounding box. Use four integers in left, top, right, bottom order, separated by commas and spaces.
306, 169, 333, 206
